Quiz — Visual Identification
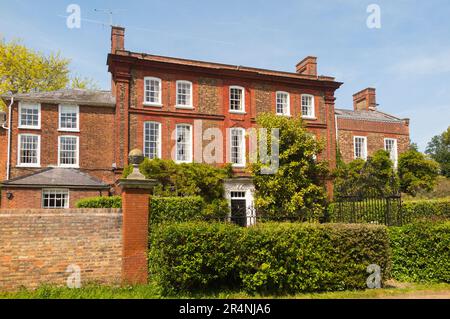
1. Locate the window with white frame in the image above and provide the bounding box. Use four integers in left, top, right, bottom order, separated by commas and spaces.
18, 134, 40, 166
19, 103, 40, 128
354, 136, 367, 160
42, 189, 69, 209
276, 91, 290, 115
175, 124, 192, 163
230, 128, 245, 167
301, 94, 315, 118
59, 105, 79, 131
229, 86, 244, 112
384, 138, 398, 167
176, 80, 193, 107
58, 136, 79, 167
144, 77, 162, 105
144, 122, 161, 159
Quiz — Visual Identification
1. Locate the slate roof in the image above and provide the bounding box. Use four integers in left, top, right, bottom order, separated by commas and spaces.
1, 89, 115, 107
1, 168, 110, 189
335, 108, 408, 123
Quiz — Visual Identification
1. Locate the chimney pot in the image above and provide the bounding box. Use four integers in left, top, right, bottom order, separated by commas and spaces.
111, 26, 125, 53
296, 56, 317, 76
353, 87, 377, 111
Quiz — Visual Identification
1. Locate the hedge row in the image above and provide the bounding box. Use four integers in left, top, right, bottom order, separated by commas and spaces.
75, 195, 228, 224
389, 221, 450, 283
149, 222, 391, 294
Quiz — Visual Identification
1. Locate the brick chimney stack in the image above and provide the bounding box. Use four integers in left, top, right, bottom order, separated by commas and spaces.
296, 56, 317, 76
111, 26, 125, 53
353, 87, 377, 111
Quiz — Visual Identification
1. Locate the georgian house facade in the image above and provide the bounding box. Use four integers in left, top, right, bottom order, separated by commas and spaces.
0, 26, 410, 214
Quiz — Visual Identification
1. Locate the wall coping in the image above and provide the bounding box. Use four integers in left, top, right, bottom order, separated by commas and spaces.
0, 208, 122, 215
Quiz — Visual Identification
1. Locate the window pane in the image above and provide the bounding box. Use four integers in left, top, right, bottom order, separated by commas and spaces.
230, 87, 243, 111
144, 122, 160, 159
42, 189, 69, 209
145, 78, 161, 104
276, 92, 289, 114
176, 125, 191, 162
60, 105, 78, 129
177, 82, 192, 106
231, 129, 244, 165
20, 104, 39, 127
59, 136, 78, 166
19, 135, 39, 164
301, 95, 313, 117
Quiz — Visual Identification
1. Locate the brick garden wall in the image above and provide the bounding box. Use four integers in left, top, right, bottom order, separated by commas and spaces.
0, 208, 122, 291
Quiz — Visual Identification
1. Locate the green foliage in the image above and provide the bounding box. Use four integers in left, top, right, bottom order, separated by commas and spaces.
402, 176, 450, 200
398, 149, 440, 196
75, 196, 122, 208
251, 113, 329, 222
334, 150, 399, 197
70, 76, 99, 90
389, 221, 450, 283
402, 198, 450, 222
426, 126, 450, 177
149, 222, 391, 295
123, 158, 232, 203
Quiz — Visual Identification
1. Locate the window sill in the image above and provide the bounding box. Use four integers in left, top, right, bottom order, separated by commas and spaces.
18, 126, 41, 130
229, 110, 246, 115
175, 105, 195, 110
16, 164, 41, 168
276, 113, 291, 117
143, 102, 163, 107
58, 129, 80, 133
302, 116, 317, 120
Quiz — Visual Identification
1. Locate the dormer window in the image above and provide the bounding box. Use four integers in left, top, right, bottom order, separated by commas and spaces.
301, 94, 315, 118
276, 91, 290, 116
229, 86, 245, 113
144, 77, 162, 106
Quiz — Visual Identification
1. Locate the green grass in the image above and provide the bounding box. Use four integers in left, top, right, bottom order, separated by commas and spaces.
1, 281, 449, 299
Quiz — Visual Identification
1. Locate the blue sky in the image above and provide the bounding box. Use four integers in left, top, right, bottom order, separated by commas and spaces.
1, 0, 449, 151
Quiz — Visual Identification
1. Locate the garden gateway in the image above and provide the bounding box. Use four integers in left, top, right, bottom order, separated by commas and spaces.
0, 26, 410, 223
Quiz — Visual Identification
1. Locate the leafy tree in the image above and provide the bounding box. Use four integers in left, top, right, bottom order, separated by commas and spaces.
334, 150, 399, 197
426, 126, 450, 177
250, 113, 328, 222
0, 39, 98, 110
398, 149, 440, 196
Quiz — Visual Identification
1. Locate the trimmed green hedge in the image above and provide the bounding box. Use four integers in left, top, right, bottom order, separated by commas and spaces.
76, 195, 228, 224
389, 221, 450, 283
149, 222, 391, 294
402, 198, 450, 222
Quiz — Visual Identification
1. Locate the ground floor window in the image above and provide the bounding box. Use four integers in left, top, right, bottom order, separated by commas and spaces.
42, 189, 69, 209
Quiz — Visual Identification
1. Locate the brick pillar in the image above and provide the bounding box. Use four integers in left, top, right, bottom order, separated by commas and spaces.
118, 150, 156, 285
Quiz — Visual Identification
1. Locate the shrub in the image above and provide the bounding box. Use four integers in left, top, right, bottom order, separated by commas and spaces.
402, 198, 450, 222
389, 221, 450, 283
149, 222, 391, 294
76, 196, 122, 208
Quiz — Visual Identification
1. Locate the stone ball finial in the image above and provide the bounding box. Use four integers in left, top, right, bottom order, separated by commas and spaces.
129, 148, 144, 165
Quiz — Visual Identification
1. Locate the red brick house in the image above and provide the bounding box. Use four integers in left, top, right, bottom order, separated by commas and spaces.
0, 26, 410, 214
336, 88, 410, 167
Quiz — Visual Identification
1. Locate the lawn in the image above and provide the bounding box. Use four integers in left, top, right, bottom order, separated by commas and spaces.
1, 281, 449, 299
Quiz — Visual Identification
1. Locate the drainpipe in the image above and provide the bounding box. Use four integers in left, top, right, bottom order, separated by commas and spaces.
1, 97, 14, 180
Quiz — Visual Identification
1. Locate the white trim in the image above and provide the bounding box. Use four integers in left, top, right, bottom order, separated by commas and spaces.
229, 86, 245, 113
230, 127, 246, 168
57, 135, 80, 168
58, 104, 80, 132
175, 80, 193, 108
384, 138, 398, 168
42, 188, 70, 209
18, 102, 41, 129
175, 124, 193, 163
143, 76, 162, 106
301, 94, 315, 119
143, 121, 162, 159
275, 91, 290, 116
17, 133, 41, 167
353, 136, 368, 160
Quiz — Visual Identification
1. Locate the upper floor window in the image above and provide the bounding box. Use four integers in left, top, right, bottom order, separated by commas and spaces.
58, 136, 79, 168
59, 105, 79, 131
276, 91, 290, 116
354, 136, 367, 160
230, 127, 246, 167
229, 86, 245, 113
18, 134, 40, 167
384, 138, 398, 168
301, 94, 315, 118
176, 80, 193, 108
144, 77, 162, 106
18, 103, 40, 129
175, 124, 192, 163
144, 121, 161, 159
42, 189, 69, 209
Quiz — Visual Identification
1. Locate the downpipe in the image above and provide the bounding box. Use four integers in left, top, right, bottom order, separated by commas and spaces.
1, 97, 14, 180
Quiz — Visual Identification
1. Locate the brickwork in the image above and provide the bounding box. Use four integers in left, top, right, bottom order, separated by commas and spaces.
0, 208, 122, 291
0, 187, 106, 209
0, 127, 7, 181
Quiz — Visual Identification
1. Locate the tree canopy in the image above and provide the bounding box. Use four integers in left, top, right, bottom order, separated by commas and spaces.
250, 113, 328, 221
426, 126, 450, 177
0, 39, 98, 110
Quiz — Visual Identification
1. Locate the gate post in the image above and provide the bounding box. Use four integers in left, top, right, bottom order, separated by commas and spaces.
118, 149, 156, 285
